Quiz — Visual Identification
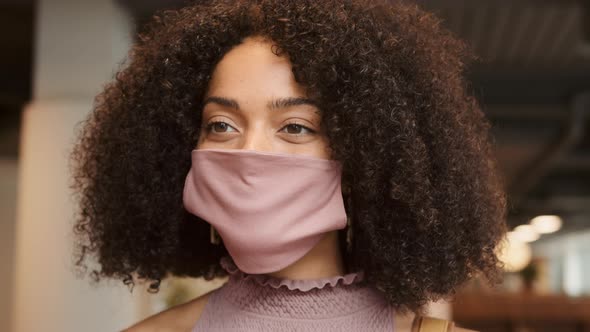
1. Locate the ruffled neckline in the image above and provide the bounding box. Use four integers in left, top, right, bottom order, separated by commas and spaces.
220, 256, 365, 292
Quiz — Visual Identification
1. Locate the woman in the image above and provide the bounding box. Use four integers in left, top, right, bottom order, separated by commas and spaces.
70, 0, 507, 331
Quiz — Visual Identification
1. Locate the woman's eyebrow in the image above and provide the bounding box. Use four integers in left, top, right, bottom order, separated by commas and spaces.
202, 96, 318, 110
268, 97, 318, 110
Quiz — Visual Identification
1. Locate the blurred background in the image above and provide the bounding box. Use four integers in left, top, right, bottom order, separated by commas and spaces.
1, 0, 589, 331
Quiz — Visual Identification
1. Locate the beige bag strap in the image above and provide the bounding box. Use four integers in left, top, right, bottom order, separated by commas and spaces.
411, 316, 455, 332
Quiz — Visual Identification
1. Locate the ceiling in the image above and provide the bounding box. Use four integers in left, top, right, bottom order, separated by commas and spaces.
414, 0, 590, 232
1, 0, 589, 232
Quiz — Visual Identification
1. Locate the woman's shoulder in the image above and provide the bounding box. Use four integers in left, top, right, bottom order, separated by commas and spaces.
121, 291, 213, 332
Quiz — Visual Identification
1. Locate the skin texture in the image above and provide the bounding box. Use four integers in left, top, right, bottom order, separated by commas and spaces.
70, 0, 508, 323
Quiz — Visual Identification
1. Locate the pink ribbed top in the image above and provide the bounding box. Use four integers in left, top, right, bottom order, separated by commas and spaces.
192, 257, 395, 331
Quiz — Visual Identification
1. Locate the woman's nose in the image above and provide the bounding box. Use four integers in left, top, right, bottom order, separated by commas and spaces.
240, 129, 273, 152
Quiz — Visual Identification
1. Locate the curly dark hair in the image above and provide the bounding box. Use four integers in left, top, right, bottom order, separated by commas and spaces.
70, 0, 508, 314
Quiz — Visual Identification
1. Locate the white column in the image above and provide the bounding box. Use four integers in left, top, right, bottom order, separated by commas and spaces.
11, 1, 144, 331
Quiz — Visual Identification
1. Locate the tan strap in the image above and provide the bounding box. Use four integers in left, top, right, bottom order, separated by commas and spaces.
411, 316, 455, 332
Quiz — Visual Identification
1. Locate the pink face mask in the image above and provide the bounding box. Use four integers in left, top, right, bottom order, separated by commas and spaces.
182, 148, 347, 274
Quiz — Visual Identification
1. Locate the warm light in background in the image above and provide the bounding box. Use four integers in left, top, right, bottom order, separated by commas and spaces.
530, 215, 563, 234
497, 232, 533, 272
512, 224, 540, 243
498, 216, 563, 273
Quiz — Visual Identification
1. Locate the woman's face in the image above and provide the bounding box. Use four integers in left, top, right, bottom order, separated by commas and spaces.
197, 36, 331, 159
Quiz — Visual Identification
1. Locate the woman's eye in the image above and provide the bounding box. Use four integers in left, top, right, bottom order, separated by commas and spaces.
207, 121, 236, 133
280, 124, 314, 135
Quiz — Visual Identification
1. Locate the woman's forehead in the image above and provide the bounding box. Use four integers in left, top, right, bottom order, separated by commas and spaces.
205, 37, 308, 104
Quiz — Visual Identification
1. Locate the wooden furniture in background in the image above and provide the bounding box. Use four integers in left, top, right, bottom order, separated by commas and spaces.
452, 292, 590, 332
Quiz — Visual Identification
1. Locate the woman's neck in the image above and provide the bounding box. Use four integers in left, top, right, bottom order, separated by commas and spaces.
267, 230, 345, 280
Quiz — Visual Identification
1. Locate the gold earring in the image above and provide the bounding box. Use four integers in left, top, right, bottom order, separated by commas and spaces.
343, 181, 353, 253
342, 182, 351, 196
210, 225, 221, 245
346, 217, 353, 253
